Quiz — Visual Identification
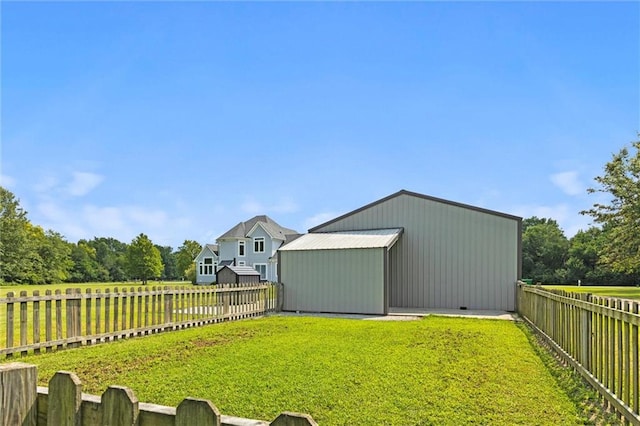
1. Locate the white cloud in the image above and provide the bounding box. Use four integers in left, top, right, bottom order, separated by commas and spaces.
34, 175, 60, 194
0, 174, 16, 188
511, 202, 594, 238
241, 199, 264, 215
271, 197, 299, 213
128, 207, 168, 228
303, 212, 338, 231
512, 203, 571, 223
550, 171, 584, 196
65, 172, 104, 197
83, 205, 127, 233
241, 196, 299, 215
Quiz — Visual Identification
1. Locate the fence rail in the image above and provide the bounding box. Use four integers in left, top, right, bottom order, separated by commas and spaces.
517, 283, 640, 424
0, 283, 281, 358
0, 362, 316, 426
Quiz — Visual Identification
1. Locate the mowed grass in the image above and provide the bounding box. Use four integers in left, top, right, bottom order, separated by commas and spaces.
545, 285, 640, 300
16, 315, 586, 425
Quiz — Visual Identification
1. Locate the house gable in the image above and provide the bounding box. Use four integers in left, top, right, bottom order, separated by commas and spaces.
194, 244, 219, 285
216, 214, 300, 282
194, 244, 219, 263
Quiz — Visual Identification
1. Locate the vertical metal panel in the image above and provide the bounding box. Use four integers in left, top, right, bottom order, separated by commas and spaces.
281, 248, 385, 314
313, 193, 518, 311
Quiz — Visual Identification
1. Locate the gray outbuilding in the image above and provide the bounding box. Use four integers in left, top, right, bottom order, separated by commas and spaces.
216, 265, 261, 284
278, 190, 522, 314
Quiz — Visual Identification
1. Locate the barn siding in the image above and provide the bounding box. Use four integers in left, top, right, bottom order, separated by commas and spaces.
312, 193, 519, 311
280, 248, 385, 315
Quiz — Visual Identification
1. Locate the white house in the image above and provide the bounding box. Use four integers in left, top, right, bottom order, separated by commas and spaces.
215, 215, 301, 282
193, 244, 219, 284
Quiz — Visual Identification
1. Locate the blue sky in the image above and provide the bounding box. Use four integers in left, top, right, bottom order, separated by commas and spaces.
2, 2, 638, 248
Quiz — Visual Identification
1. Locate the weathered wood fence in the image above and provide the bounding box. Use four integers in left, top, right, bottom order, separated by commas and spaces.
517, 283, 640, 425
0, 283, 282, 358
0, 362, 316, 426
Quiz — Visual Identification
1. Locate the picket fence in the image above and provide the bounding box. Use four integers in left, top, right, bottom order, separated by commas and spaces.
0, 362, 317, 426
0, 283, 282, 357
517, 283, 640, 425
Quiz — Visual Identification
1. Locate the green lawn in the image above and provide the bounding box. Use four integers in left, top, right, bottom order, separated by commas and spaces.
545, 285, 640, 300
14, 315, 596, 425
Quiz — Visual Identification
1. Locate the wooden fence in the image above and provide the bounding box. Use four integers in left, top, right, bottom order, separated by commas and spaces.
0, 283, 282, 358
0, 362, 317, 426
517, 283, 640, 425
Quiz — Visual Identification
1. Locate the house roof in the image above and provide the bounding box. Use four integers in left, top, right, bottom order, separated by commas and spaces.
219, 265, 261, 276
279, 228, 403, 251
193, 243, 219, 262
217, 215, 298, 241
308, 189, 522, 233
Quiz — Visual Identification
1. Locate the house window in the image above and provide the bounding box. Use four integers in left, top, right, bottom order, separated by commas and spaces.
254, 264, 267, 280
203, 258, 214, 275
238, 241, 245, 257
254, 237, 265, 253
238, 261, 246, 266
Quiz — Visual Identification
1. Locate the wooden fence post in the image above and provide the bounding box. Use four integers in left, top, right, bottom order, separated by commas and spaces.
175, 398, 220, 426
6, 292, 14, 352
48, 371, 82, 425
101, 386, 139, 426
271, 412, 318, 426
0, 362, 37, 426
581, 293, 591, 368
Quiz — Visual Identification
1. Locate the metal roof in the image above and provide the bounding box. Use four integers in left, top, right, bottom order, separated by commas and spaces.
220, 265, 260, 276
217, 215, 298, 241
278, 228, 403, 251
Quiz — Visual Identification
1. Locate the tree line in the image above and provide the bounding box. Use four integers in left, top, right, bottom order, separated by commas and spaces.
523, 138, 640, 285
0, 186, 203, 285
2, 138, 639, 286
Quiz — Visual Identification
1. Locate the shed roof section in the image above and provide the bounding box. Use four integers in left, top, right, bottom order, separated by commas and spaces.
219, 265, 261, 276
279, 228, 403, 251
309, 189, 521, 232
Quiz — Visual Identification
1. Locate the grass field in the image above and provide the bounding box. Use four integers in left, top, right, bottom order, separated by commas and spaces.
545, 285, 640, 300
15, 315, 600, 425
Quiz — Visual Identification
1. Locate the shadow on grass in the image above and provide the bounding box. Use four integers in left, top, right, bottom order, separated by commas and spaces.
517, 322, 622, 425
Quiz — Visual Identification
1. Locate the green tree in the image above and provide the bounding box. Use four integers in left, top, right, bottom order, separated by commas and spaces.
185, 263, 196, 284
175, 240, 202, 279
35, 228, 73, 283
70, 240, 110, 283
88, 237, 128, 281
0, 187, 33, 283
126, 233, 163, 284
583, 139, 640, 275
522, 217, 570, 283
155, 245, 178, 280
